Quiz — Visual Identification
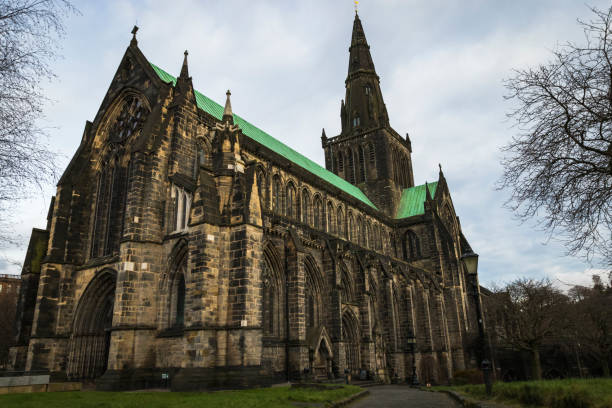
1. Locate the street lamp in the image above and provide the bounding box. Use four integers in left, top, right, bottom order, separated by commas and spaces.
461, 250, 491, 395
461, 250, 479, 276
407, 331, 419, 387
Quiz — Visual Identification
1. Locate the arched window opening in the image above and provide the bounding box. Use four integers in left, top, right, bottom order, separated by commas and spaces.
170, 184, 192, 233
301, 189, 310, 224
326, 202, 334, 233
348, 213, 355, 242
272, 176, 282, 213
286, 183, 297, 218
347, 151, 355, 184
368, 142, 375, 164
109, 96, 147, 142
198, 145, 208, 168
352, 114, 360, 127
364, 85, 372, 95
314, 197, 323, 230
257, 170, 267, 210
305, 259, 323, 331
91, 159, 129, 258
404, 230, 421, 260
338, 154, 344, 173
337, 208, 344, 237
358, 146, 366, 182
168, 254, 188, 329
357, 216, 364, 246
262, 248, 284, 339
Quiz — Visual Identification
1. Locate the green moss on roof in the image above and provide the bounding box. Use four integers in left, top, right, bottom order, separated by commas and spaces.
150, 63, 376, 209
395, 182, 438, 219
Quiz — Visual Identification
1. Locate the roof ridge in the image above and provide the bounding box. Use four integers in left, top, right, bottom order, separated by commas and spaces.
149, 62, 377, 209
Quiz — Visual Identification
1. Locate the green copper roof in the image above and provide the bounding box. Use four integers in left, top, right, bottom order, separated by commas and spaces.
150, 63, 376, 209
395, 182, 438, 219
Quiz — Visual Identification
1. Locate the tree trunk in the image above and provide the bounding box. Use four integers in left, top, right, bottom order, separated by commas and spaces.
603, 359, 610, 377
530, 348, 542, 380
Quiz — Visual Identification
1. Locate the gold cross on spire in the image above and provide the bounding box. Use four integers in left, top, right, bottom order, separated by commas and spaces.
354, 0, 359, 14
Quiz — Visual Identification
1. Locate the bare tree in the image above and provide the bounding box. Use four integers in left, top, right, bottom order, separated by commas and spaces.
489, 278, 568, 380
568, 273, 612, 377
0, 0, 76, 246
500, 5, 612, 265
0, 281, 19, 367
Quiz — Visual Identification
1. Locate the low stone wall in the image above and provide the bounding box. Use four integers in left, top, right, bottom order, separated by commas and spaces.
0, 375, 81, 394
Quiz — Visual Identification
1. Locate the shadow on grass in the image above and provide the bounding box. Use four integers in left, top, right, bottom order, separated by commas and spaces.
0, 384, 363, 408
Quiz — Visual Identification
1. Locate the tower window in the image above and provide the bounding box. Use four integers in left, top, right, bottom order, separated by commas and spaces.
365, 85, 372, 95
368, 142, 375, 163
352, 115, 360, 127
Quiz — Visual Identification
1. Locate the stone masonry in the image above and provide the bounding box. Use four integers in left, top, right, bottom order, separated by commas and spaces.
10, 14, 486, 390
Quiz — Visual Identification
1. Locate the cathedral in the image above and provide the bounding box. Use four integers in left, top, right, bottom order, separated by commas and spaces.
10, 13, 486, 391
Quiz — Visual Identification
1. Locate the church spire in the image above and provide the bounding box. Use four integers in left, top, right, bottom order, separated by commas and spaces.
342, 13, 388, 136
348, 13, 376, 77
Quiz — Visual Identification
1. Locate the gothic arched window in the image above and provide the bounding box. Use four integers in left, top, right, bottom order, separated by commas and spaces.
169, 255, 187, 328
347, 150, 355, 184
91, 158, 129, 258
301, 189, 310, 224
327, 201, 334, 233
304, 260, 323, 330
338, 154, 344, 173
170, 184, 192, 233
358, 146, 366, 182
262, 249, 284, 338
313, 196, 323, 230
368, 142, 375, 164
286, 182, 297, 218
404, 230, 421, 260
337, 207, 344, 237
110, 96, 147, 142
256, 169, 267, 210
348, 213, 355, 241
272, 175, 282, 213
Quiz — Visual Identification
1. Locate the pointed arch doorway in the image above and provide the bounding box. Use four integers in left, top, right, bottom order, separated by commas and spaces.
67, 269, 116, 380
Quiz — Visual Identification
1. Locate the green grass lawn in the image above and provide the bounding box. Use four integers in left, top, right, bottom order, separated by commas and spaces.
0, 384, 362, 408
437, 378, 612, 408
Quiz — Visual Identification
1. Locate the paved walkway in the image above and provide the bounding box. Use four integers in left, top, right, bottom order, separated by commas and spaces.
350, 385, 460, 407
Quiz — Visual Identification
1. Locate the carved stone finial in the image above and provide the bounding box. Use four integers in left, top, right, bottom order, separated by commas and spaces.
223, 89, 234, 124
131, 25, 139, 46
179, 50, 189, 79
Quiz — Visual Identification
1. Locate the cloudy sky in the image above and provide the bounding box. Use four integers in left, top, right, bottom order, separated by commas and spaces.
1, 0, 609, 288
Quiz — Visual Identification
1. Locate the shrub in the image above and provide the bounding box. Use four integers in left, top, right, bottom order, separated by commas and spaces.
517, 384, 545, 406
451, 369, 484, 386
549, 387, 592, 408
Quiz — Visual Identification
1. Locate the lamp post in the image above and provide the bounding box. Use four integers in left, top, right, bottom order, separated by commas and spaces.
461, 250, 491, 396
407, 331, 419, 387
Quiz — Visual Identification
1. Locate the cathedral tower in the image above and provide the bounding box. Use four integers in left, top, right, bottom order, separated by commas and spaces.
322, 13, 414, 215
